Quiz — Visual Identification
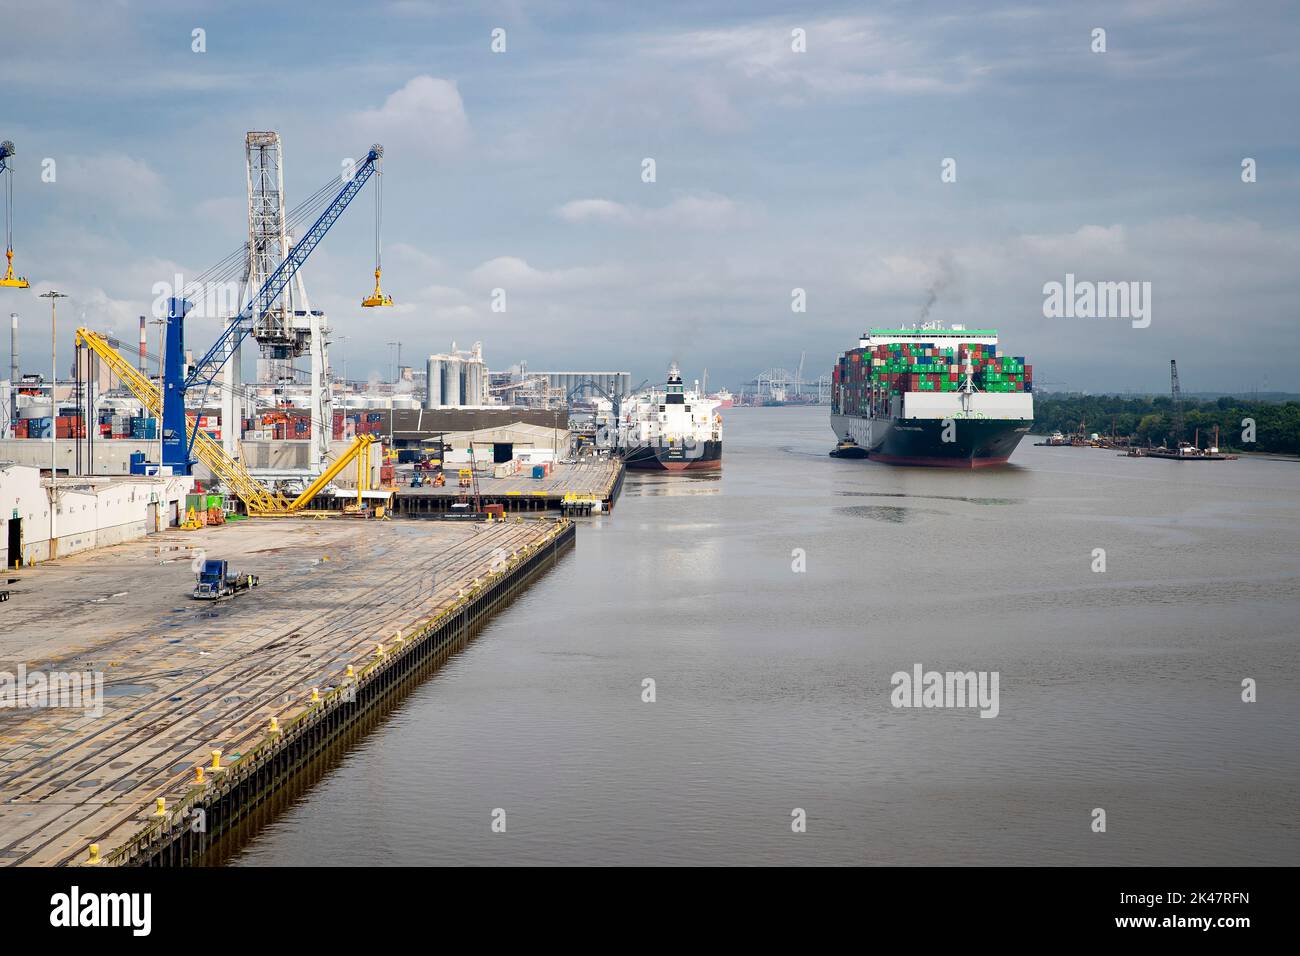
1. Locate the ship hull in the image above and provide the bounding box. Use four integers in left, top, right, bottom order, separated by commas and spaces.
623, 440, 723, 471
831, 413, 1029, 467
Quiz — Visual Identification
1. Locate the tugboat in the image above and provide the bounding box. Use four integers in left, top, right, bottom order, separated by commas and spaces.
829, 436, 869, 459
617, 363, 723, 470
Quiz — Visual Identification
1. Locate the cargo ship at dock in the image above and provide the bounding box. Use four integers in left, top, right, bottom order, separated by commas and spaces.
830, 325, 1033, 467
616, 363, 723, 470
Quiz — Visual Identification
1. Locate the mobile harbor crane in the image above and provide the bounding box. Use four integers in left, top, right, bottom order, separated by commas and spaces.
77, 144, 390, 516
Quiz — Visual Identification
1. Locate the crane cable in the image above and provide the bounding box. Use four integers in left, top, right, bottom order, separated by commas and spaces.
4, 159, 12, 255
182, 157, 368, 303
374, 157, 382, 275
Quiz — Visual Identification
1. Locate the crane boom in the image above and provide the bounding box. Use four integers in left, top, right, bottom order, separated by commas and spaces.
77, 327, 378, 515
186, 146, 384, 392
76, 328, 291, 513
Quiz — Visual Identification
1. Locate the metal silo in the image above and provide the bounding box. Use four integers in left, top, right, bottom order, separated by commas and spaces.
463, 360, 483, 407
442, 356, 463, 407
425, 355, 443, 408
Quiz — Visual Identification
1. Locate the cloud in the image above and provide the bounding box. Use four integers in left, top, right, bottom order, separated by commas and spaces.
352, 75, 470, 158
641, 15, 979, 102
194, 196, 245, 229
386, 241, 445, 274
555, 193, 754, 230
57, 153, 169, 218
468, 255, 625, 291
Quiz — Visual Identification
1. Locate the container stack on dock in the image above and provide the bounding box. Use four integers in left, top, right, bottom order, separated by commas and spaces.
17, 410, 87, 439
331, 410, 386, 440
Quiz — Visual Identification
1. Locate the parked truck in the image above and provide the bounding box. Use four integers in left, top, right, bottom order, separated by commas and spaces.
193, 559, 260, 600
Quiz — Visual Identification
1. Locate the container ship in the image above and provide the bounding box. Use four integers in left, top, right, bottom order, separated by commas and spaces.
617, 363, 723, 470
830, 325, 1033, 467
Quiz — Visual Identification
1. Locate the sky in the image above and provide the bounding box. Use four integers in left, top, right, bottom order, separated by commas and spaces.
1, 0, 1298, 393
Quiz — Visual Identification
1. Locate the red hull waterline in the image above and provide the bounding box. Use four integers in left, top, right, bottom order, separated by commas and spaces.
868, 453, 1011, 469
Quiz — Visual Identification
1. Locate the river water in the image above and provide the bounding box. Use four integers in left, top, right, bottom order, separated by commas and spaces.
231, 405, 1299, 865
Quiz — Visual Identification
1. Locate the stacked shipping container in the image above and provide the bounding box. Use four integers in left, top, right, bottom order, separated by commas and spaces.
832, 340, 1032, 415
331, 411, 386, 440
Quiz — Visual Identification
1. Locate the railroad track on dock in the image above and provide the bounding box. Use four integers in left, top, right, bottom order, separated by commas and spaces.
0, 520, 562, 866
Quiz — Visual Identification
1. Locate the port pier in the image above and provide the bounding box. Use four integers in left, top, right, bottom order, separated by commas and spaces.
381, 458, 624, 516
0, 518, 574, 867
109, 520, 575, 866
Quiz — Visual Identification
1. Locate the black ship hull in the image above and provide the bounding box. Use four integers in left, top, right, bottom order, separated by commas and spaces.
830, 413, 1029, 467
622, 439, 723, 471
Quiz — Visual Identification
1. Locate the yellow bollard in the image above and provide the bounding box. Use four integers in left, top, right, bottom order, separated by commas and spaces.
210, 749, 222, 771
269, 715, 280, 733
195, 766, 205, 784
345, 665, 355, 680
310, 687, 320, 704
87, 843, 100, 865
154, 797, 166, 817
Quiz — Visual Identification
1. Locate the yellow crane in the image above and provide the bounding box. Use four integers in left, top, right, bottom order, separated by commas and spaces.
360, 149, 392, 307
77, 328, 377, 515
0, 140, 30, 289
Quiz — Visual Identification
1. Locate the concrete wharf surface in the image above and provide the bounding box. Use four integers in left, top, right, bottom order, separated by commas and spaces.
390, 457, 623, 514
0, 516, 568, 866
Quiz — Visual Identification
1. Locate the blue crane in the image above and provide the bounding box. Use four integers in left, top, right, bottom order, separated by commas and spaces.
161, 145, 384, 473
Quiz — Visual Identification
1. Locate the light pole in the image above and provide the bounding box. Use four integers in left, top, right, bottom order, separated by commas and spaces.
39, 290, 67, 557
152, 316, 167, 466
334, 334, 350, 389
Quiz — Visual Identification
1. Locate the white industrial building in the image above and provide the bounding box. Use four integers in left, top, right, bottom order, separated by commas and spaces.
0, 462, 193, 566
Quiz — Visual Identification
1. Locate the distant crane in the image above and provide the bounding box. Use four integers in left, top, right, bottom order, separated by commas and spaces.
0, 140, 30, 289
1170, 359, 1184, 447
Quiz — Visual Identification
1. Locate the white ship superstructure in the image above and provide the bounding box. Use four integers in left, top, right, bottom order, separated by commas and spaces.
617, 363, 723, 470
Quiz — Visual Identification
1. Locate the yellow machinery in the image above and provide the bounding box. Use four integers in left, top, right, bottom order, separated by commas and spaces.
77, 327, 377, 516
361, 268, 392, 308
360, 152, 392, 307
1, 140, 30, 289
288, 433, 377, 513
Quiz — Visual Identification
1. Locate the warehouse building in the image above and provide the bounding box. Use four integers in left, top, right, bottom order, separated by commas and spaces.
0, 462, 193, 566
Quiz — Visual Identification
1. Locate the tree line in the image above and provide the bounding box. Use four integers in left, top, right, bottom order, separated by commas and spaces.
1032, 393, 1300, 455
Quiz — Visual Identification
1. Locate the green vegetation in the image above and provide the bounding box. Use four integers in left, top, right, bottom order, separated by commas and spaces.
1033, 393, 1300, 455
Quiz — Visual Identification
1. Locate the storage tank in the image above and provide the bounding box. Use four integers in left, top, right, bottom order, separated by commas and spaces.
463, 360, 483, 407
441, 356, 463, 407
424, 355, 443, 409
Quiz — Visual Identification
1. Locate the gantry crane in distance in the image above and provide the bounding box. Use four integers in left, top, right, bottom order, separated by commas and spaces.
0, 140, 31, 289
77, 144, 389, 515
1170, 359, 1184, 447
